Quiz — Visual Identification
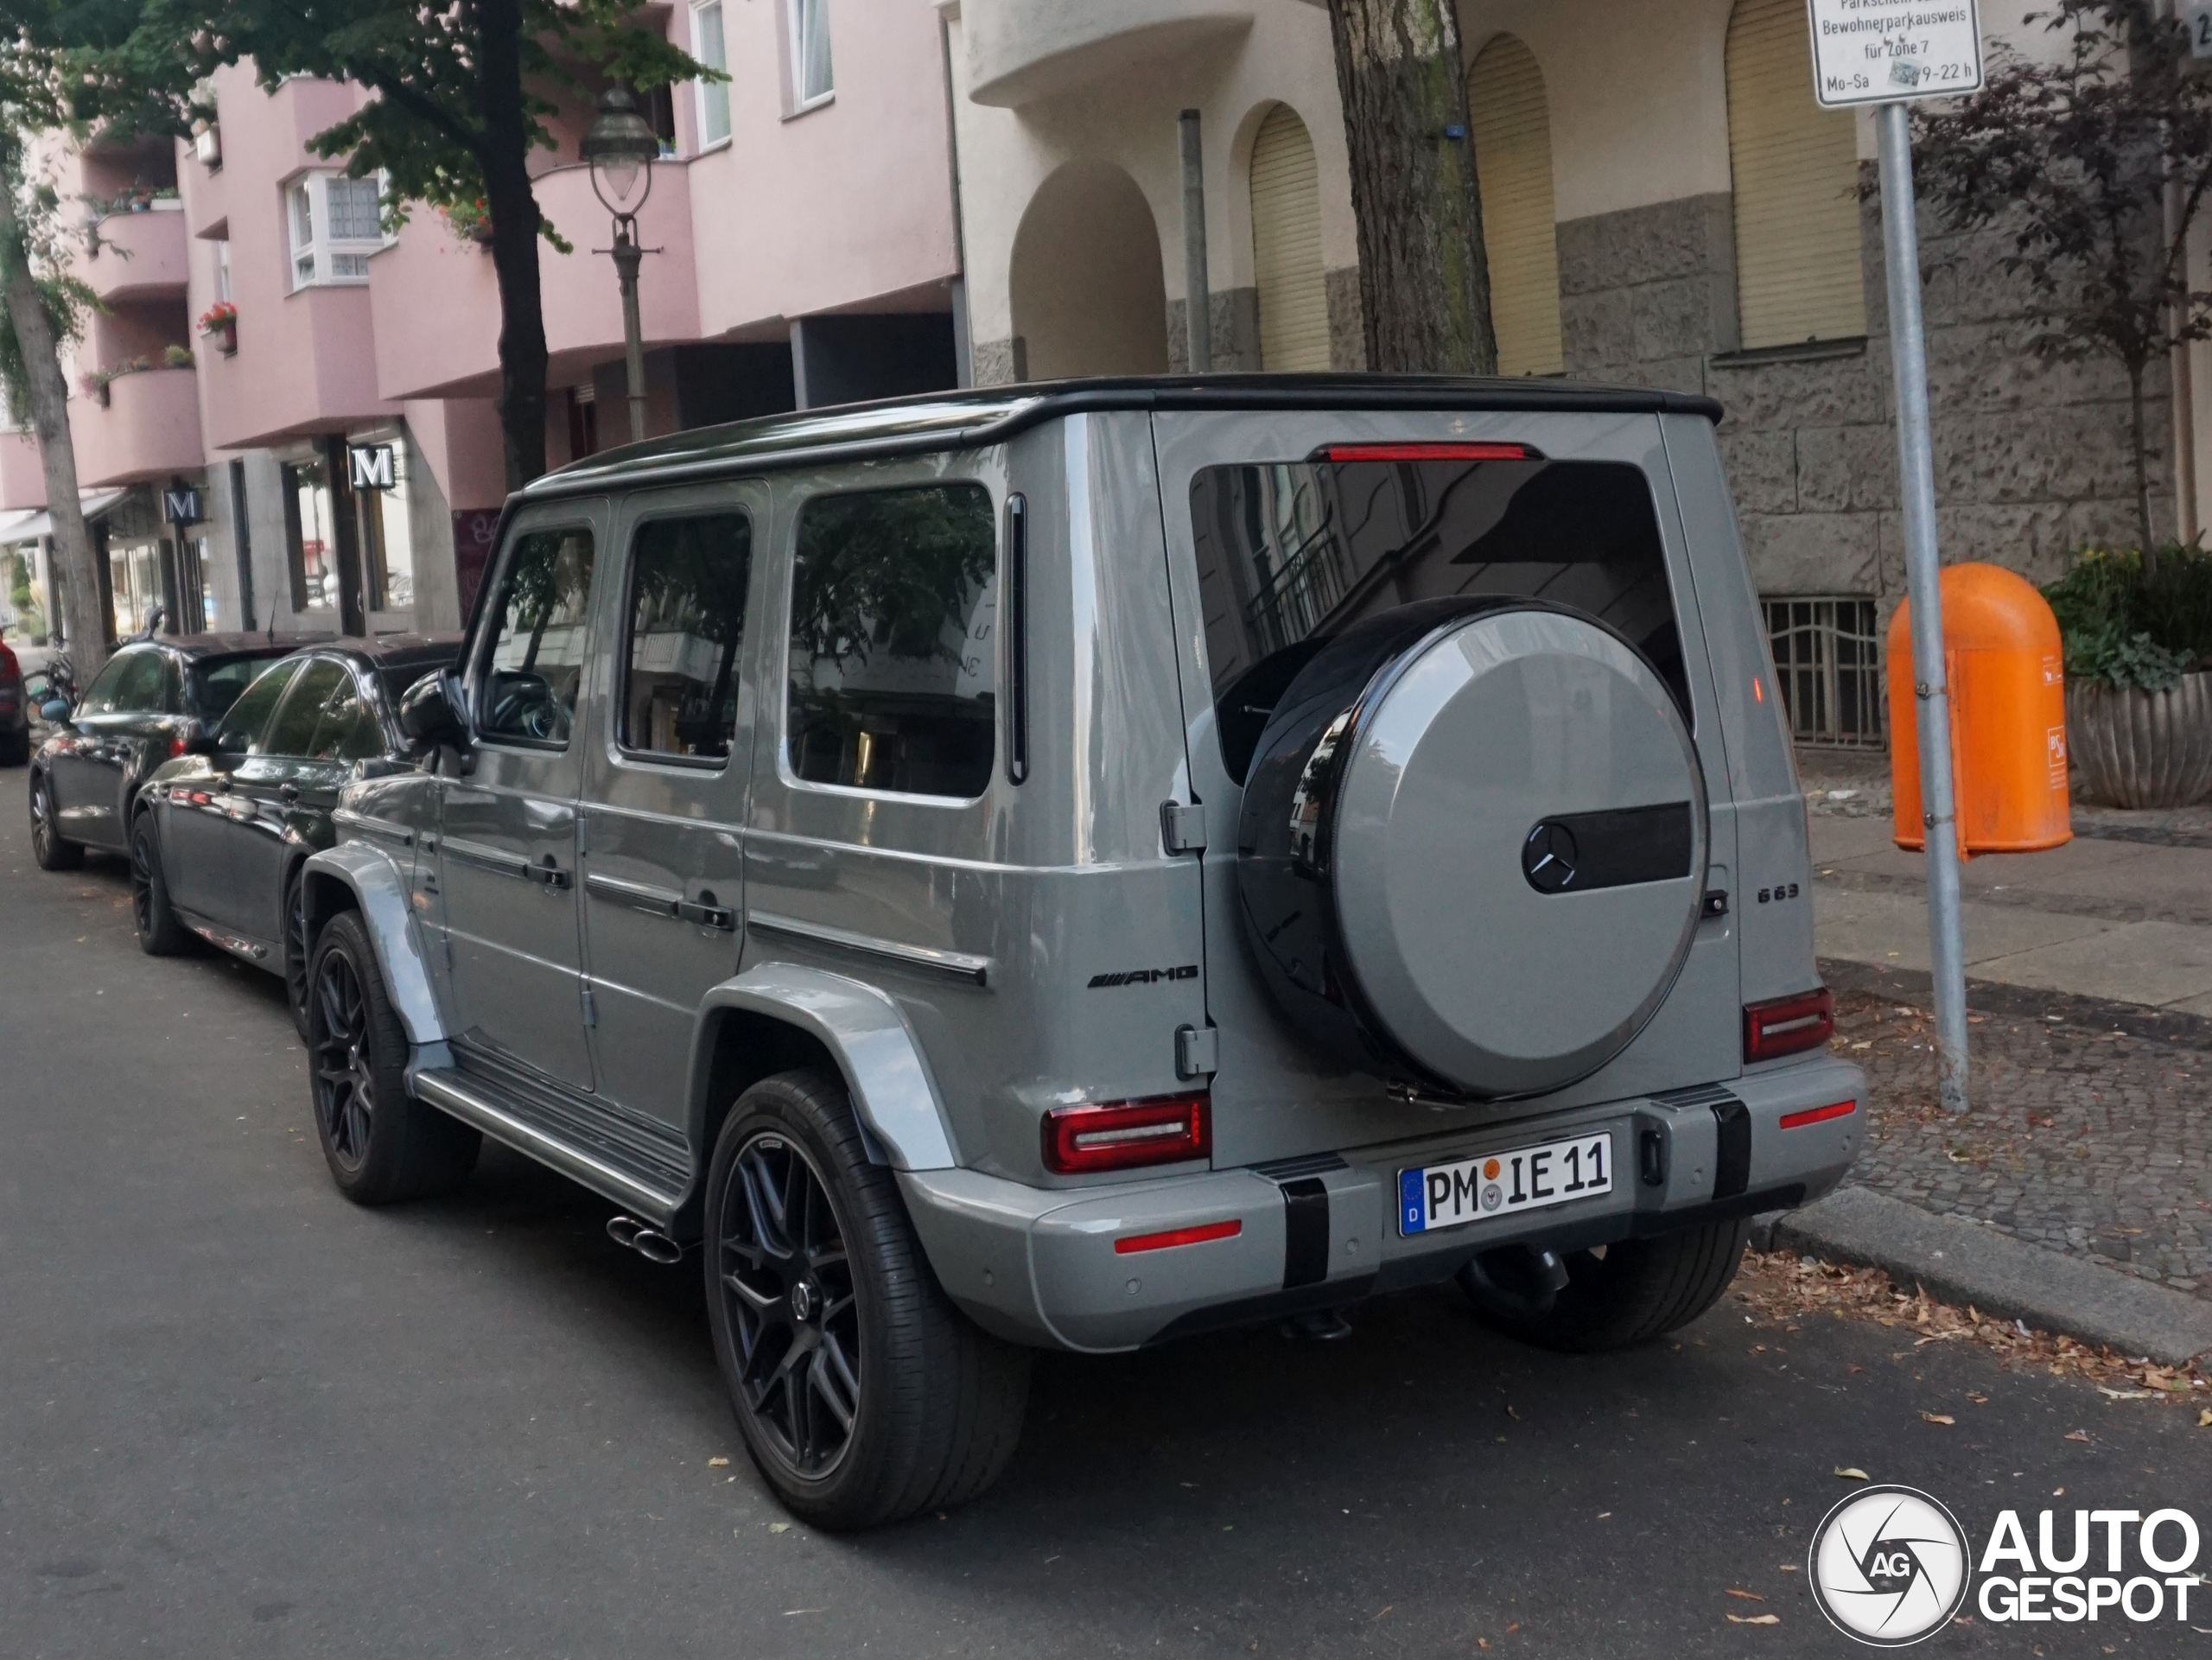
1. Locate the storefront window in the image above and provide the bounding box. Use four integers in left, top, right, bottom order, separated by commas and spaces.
284, 457, 338, 612
359, 442, 415, 613
109, 541, 163, 638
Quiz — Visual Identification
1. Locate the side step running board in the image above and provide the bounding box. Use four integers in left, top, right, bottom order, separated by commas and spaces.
410, 1066, 685, 1228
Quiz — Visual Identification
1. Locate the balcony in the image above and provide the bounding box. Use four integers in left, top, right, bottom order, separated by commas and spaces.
83, 203, 188, 304
370, 161, 699, 402
0, 431, 44, 512
962, 0, 1255, 107
68, 368, 205, 487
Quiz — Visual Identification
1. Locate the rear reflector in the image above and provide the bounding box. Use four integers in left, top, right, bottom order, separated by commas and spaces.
1042, 1092, 1211, 1174
1778, 1099, 1856, 1130
1321, 442, 1538, 464
1743, 987, 1834, 1062
1114, 1218, 1243, 1255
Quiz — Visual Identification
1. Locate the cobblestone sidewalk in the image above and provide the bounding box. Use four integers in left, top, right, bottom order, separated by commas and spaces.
1829, 968, 2212, 1301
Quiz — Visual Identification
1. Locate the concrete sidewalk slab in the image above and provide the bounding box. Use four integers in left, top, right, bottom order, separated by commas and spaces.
1814, 886, 2115, 974
1970, 919, 2212, 1009
1767, 1186, 2212, 1366
1808, 816, 1907, 862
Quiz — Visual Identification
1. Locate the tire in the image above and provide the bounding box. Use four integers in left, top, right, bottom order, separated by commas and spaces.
704, 1069, 1031, 1530
29, 772, 82, 870
283, 870, 313, 1040
0, 727, 27, 767
306, 911, 480, 1205
130, 812, 193, 957
1458, 1215, 1752, 1353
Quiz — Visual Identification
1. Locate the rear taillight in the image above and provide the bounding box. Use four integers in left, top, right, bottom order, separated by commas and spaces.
168, 735, 188, 757
1322, 442, 1538, 464
1779, 1099, 1856, 1129
1041, 1092, 1211, 1175
1743, 988, 1835, 1063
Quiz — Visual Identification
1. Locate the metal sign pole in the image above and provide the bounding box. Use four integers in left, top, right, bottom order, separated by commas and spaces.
1875, 99, 1971, 1115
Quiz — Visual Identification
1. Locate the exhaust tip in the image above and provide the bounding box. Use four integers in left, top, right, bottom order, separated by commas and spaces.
607, 1215, 686, 1265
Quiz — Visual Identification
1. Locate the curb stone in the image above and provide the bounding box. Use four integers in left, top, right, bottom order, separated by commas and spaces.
1749, 1187, 2212, 1369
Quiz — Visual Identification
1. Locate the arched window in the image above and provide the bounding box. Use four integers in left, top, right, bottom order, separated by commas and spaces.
1467, 35, 1561, 377
1726, 0, 1866, 349
1249, 105, 1331, 372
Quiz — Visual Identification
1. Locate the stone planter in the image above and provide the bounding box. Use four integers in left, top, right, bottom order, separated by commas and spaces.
2065, 671, 2212, 808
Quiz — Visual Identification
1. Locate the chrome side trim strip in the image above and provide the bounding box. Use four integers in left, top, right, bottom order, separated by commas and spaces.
442, 835, 531, 878
410, 1068, 683, 1224
745, 911, 991, 988
333, 808, 416, 848
584, 872, 682, 917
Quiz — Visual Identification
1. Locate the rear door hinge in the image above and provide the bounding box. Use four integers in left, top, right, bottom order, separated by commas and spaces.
581, 985, 598, 1027
1176, 1022, 1219, 1079
1160, 801, 1207, 855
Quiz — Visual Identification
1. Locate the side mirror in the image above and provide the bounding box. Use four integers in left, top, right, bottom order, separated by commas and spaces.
39, 696, 70, 722
398, 669, 469, 754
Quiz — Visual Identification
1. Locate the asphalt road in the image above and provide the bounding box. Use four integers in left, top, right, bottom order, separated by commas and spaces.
3, 791, 2207, 1659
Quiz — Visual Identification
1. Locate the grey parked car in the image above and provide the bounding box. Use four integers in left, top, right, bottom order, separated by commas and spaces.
296, 377, 1864, 1529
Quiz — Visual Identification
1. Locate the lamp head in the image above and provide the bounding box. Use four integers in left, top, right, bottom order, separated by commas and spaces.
582, 88, 660, 213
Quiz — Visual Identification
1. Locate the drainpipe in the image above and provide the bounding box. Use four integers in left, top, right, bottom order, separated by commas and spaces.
2161, 0, 2199, 543
1179, 109, 1211, 373
938, 7, 974, 388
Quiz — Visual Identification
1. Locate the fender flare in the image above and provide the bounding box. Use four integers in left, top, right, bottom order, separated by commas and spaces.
689, 964, 959, 1172
299, 841, 448, 1046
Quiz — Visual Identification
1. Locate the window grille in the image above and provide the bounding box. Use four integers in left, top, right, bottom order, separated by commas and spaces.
1764, 595, 1884, 747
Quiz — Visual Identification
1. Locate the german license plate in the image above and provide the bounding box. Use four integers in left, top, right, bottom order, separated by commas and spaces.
1397, 1132, 1613, 1236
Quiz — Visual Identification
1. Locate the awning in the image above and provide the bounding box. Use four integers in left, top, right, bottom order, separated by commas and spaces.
0, 489, 130, 543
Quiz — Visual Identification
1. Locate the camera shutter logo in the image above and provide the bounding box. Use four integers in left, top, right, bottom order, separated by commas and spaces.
1808, 1485, 1971, 1645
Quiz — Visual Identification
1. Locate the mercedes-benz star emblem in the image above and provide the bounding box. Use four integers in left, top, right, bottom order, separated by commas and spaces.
789, 1282, 816, 1322
1808, 1485, 1971, 1646
1522, 822, 1579, 893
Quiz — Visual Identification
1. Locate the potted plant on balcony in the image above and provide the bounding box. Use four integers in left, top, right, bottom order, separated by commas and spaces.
78, 367, 110, 408
2045, 547, 2212, 807
197, 301, 236, 355
439, 197, 494, 246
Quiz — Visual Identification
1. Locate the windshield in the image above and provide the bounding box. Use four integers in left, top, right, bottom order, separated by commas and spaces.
1190, 451, 1687, 781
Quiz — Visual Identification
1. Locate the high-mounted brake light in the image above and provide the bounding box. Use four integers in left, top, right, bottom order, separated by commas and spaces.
1322, 442, 1538, 464
1042, 1092, 1211, 1175
1778, 1099, 1856, 1130
1115, 1218, 1242, 1255
1743, 987, 1835, 1063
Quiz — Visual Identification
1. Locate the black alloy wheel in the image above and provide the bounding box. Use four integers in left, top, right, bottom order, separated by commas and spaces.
719, 1130, 863, 1480
311, 947, 377, 1174
130, 816, 189, 954
284, 875, 314, 1039
29, 774, 81, 870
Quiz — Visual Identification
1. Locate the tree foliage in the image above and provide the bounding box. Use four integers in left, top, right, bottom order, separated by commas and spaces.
1908, 0, 2212, 565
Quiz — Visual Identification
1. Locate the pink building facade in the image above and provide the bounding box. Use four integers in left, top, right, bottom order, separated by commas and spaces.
3, 0, 967, 648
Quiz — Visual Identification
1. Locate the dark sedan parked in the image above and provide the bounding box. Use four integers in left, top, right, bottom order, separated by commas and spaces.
130, 635, 461, 1032
29, 634, 322, 870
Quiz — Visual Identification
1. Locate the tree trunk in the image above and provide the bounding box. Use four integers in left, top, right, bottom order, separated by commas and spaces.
2125, 357, 2158, 576
0, 149, 110, 676
1325, 0, 1497, 375
477, 0, 550, 492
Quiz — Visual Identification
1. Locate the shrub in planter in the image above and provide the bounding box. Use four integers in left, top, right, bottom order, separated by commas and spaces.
2044, 548, 2212, 807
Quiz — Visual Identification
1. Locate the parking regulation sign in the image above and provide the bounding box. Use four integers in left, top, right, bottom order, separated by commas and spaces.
1806, 0, 1983, 106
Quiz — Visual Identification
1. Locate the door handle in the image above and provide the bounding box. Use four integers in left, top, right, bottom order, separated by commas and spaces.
677, 900, 735, 931
531, 858, 571, 891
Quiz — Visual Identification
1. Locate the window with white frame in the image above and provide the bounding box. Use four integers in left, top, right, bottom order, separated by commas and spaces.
789, 0, 832, 108
286, 173, 385, 289
694, 1, 730, 146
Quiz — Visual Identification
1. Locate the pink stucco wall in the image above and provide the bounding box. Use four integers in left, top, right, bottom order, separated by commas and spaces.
0, 433, 45, 512
69, 368, 206, 487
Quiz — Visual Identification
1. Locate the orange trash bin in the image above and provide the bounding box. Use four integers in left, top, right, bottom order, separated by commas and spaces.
1887, 563, 2071, 855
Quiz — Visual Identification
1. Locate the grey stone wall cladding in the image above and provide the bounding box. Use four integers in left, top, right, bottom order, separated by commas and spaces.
1557, 177, 2171, 607
1166, 287, 1262, 373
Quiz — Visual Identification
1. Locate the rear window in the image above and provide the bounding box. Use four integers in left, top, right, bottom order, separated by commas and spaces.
1190, 450, 1687, 781
195, 655, 286, 716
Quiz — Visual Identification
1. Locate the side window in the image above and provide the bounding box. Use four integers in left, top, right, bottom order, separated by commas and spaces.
75, 654, 132, 716
110, 652, 171, 713
785, 483, 996, 799
194, 656, 271, 717
621, 512, 751, 762
478, 526, 597, 747
214, 660, 302, 755
259, 659, 346, 757
156, 657, 186, 716
308, 671, 387, 763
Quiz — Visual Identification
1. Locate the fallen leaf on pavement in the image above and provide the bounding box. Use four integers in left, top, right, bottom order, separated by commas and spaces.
1726, 1588, 1764, 1601
1922, 1413, 1955, 1426
1727, 1613, 1782, 1625
2065, 1430, 2091, 1442
1834, 1467, 1870, 1481
2199, 1409, 2212, 1428
2100, 1387, 2155, 1401
708, 1457, 729, 1467
768, 1522, 791, 1534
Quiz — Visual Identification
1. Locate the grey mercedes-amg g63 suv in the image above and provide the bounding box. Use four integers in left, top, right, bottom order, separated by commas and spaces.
297, 377, 1863, 1529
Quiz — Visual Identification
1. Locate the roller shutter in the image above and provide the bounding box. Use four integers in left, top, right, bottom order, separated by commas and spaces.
1727, 0, 1867, 349
1250, 105, 1331, 372
1468, 35, 1563, 377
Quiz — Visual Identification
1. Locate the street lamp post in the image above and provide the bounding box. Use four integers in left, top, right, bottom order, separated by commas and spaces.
581, 89, 662, 446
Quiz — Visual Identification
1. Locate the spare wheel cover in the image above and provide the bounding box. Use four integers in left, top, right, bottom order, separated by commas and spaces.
1243, 601, 1707, 1098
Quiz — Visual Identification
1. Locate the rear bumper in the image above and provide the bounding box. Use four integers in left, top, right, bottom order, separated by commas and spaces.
901, 1053, 1865, 1352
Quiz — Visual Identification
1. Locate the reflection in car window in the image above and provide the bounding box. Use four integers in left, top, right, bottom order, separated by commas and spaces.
308, 672, 386, 762
622, 512, 751, 761
262, 659, 346, 757
785, 484, 995, 799
108, 651, 169, 714
75, 654, 131, 716
1190, 455, 1686, 782
480, 527, 597, 746
214, 659, 302, 754
195, 656, 278, 716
